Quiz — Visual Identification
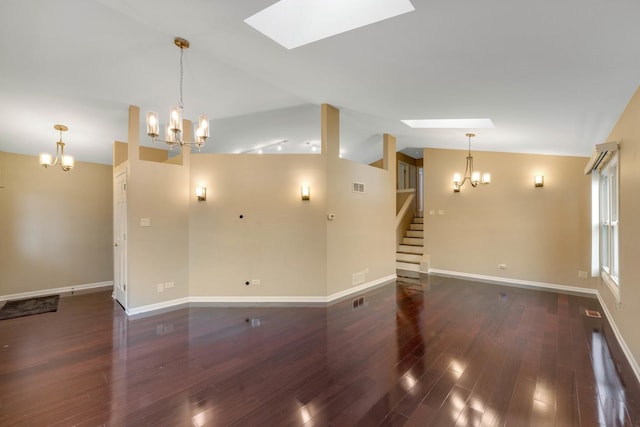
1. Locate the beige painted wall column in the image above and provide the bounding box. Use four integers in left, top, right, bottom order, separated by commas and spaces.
125, 105, 190, 309
383, 134, 396, 176
324, 105, 396, 296
321, 104, 340, 160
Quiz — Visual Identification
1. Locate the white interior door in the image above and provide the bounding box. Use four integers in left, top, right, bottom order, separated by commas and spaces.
113, 168, 127, 309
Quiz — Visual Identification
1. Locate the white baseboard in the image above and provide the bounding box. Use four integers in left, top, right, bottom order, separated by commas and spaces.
326, 274, 397, 303
126, 274, 398, 316
429, 268, 640, 386
0, 281, 113, 302
189, 295, 327, 306
596, 293, 640, 385
428, 269, 597, 296
126, 297, 190, 316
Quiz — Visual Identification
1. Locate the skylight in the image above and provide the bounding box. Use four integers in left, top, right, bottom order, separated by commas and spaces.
401, 119, 496, 129
244, 0, 416, 50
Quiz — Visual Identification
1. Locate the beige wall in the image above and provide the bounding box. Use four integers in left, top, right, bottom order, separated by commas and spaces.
189, 154, 327, 297
598, 87, 640, 367
120, 104, 396, 309
126, 159, 190, 307
124, 106, 190, 308
0, 151, 113, 296
325, 106, 396, 296
326, 157, 396, 295
423, 148, 596, 288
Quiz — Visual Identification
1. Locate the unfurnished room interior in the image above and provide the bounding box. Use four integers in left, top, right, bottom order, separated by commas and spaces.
1, 1, 640, 425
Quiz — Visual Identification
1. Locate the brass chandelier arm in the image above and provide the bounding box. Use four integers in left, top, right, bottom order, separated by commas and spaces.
47, 142, 62, 167
464, 156, 477, 187
48, 141, 66, 166
149, 135, 205, 151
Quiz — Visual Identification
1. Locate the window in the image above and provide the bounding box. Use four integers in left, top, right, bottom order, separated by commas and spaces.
599, 153, 619, 299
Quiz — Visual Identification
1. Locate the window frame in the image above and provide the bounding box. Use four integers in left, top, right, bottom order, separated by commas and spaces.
599, 152, 620, 302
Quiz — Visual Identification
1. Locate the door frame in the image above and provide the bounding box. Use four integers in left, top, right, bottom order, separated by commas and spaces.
113, 165, 128, 310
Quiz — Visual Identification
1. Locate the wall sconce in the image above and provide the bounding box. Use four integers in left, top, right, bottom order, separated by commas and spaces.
301, 186, 310, 201
196, 187, 207, 201
534, 175, 544, 188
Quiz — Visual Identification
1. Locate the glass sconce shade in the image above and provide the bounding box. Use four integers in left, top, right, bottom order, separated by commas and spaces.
301, 186, 310, 201
39, 153, 52, 167
166, 124, 177, 144
61, 155, 74, 171
196, 187, 206, 201
169, 106, 183, 133
147, 111, 160, 138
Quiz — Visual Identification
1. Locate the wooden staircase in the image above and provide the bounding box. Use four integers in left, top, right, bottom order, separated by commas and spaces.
396, 217, 424, 273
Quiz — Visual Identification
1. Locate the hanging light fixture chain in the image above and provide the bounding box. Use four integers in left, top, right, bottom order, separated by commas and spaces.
179, 46, 184, 109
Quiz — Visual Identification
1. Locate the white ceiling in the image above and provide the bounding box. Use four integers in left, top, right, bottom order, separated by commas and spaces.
2, 0, 640, 165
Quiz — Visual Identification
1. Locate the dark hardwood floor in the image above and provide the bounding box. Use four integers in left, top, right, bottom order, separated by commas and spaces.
1, 276, 639, 426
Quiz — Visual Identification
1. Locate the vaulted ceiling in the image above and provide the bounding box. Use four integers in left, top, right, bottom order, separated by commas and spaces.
2, 0, 640, 165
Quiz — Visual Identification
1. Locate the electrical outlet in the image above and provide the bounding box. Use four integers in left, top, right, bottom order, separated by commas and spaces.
578, 271, 588, 279
497, 264, 507, 270
140, 218, 151, 227
156, 283, 164, 293
251, 279, 260, 285
164, 282, 174, 288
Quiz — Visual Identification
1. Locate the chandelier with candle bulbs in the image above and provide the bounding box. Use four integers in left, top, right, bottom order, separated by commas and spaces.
453, 133, 490, 192
146, 37, 209, 150
39, 124, 74, 172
